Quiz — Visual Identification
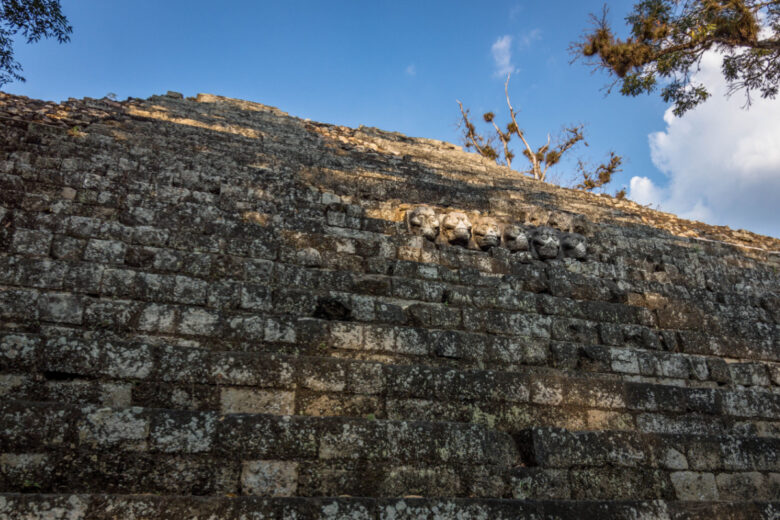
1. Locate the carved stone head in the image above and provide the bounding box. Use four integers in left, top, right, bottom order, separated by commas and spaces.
527, 209, 550, 227
406, 206, 440, 241
471, 216, 501, 251
438, 211, 472, 246
547, 212, 573, 232
561, 233, 587, 260
502, 224, 530, 252
532, 227, 560, 260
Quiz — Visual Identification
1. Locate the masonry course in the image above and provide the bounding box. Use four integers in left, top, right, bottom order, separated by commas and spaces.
0, 90, 778, 518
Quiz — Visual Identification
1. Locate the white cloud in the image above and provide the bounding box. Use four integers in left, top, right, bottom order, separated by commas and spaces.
491, 35, 515, 77
629, 176, 665, 207
405, 64, 416, 76
520, 28, 542, 49
629, 52, 780, 238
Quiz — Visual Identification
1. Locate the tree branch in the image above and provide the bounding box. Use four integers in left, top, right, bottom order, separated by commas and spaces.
505, 73, 541, 179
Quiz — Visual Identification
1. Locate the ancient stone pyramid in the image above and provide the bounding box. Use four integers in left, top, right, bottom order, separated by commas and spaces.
1, 90, 779, 519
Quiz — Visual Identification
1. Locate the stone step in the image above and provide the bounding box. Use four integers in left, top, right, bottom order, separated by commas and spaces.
3, 294, 779, 395
1, 401, 778, 500
2, 228, 777, 369
0, 494, 779, 520
511, 427, 780, 501
3, 333, 779, 438
0, 400, 516, 497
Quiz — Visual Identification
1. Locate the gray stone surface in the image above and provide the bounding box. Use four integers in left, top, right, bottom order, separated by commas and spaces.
0, 90, 777, 513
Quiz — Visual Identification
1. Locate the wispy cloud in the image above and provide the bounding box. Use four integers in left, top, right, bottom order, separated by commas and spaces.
519, 28, 542, 49
491, 35, 515, 77
405, 64, 416, 76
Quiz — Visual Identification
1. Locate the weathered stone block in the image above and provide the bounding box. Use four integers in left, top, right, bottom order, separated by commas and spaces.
670, 471, 719, 500
83, 299, 139, 330
511, 468, 571, 499
103, 342, 154, 379
138, 303, 178, 333
63, 263, 105, 294
241, 460, 299, 496
79, 406, 149, 450
240, 283, 271, 310
83, 238, 126, 264
0, 333, 39, 369
220, 388, 295, 415
150, 410, 216, 453
37, 292, 84, 324
10, 228, 52, 256
178, 307, 222, 336
348, 361, 386, 395
716, 471, 768, 500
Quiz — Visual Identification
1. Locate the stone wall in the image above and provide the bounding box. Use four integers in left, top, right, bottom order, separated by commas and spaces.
0, 90, 778, 519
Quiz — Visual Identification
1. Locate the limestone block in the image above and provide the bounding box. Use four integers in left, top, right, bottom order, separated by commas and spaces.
715, 471, 768, 500
380, 465, 461, 497
83, 299, 140, 330
51, 235, 87, 260
348, 361, 386, 395
299, 359, 347, 392
531, 378, 563, 406
79, 407, 149, 450
137, 303, 178, 333
569, 467, 671, 499
512, 468, 571, 499
296, 247, 322, 267
178, 307, 222, 336
670, 471, 719, 500
0, 333, 39, 368
10, 228, 52, 256
37, 292, 84, 324
63, 263, 105, 294
173, 275, 208, 305
660, 448, 689, 470
0, 453, 52, 488
83, 238, 127, 264
239, 283, 271, 311
264, 317, 297, 343
319, 421, 386, 460
220, 388, 295, 415
102, 342, 154, 379
241, 460, 299, 496
150, 411, 216, 453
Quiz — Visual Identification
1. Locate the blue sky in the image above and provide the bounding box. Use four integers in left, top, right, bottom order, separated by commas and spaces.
5, 1, 779, 237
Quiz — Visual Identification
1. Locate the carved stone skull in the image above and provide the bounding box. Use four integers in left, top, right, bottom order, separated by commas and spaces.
532, 227, 560, 259
561, 232, 587, 260
406, 206, 440, 241
438, 211, 472, 247
502, 224, 530, 252
471, 216, 501, 251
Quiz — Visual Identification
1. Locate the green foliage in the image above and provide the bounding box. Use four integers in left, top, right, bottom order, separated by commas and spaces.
574, 152, 623, 192
67, 125, 84, 137
574, 0, 780, 115
0, 0, 72, 87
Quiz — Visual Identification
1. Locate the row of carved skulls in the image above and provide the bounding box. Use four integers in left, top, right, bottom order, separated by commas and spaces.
405, 206, 587, 260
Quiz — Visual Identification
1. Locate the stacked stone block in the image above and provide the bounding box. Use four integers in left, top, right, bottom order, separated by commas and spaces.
0, 91, 778, 518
